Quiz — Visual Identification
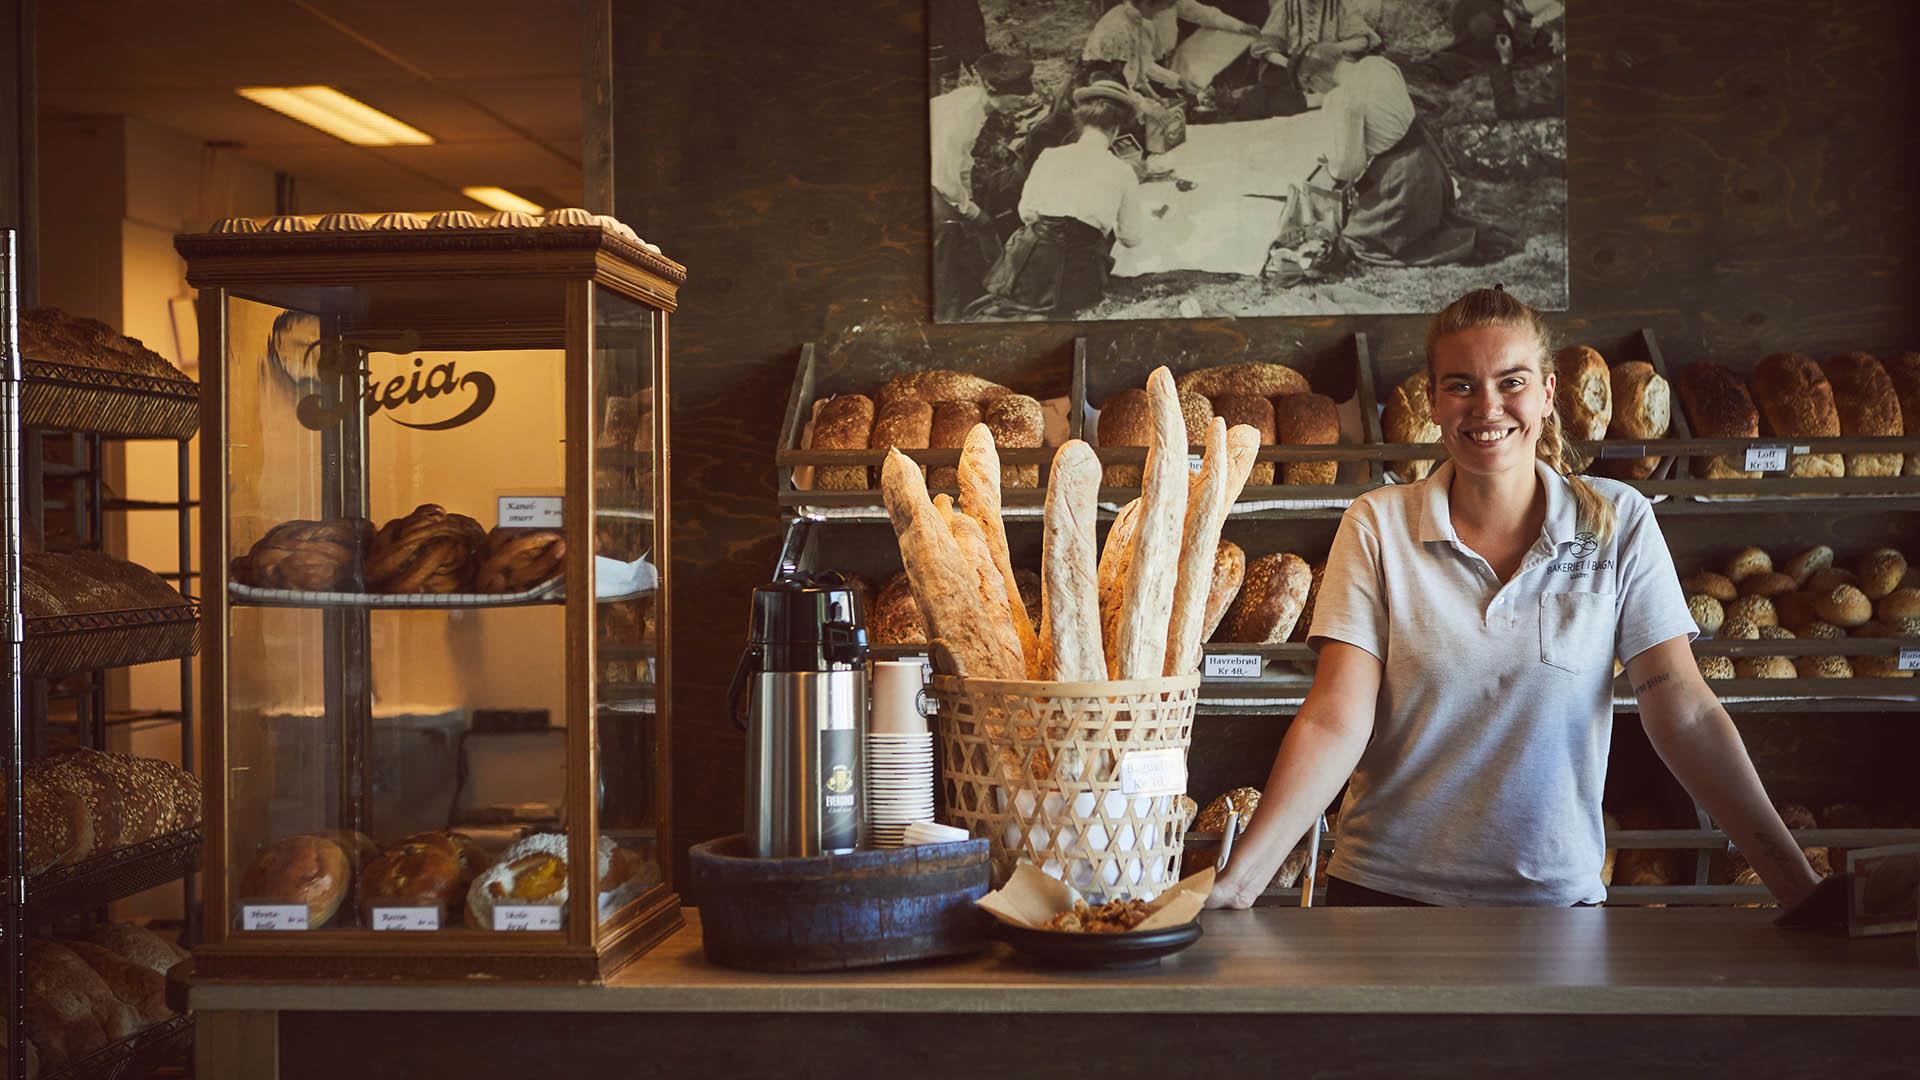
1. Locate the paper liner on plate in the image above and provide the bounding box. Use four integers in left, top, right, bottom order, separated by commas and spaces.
977, 864, 1214, 933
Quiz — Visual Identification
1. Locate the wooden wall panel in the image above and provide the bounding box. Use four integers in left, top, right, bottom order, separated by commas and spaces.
612, 0, 1920, 874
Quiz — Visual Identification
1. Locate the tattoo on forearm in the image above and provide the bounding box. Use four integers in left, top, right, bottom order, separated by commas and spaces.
1756, 834, 1794, 867
1632, 671, 1673, 696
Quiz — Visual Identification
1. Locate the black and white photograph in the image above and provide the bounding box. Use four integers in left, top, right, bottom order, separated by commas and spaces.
930, 0, 1568, 322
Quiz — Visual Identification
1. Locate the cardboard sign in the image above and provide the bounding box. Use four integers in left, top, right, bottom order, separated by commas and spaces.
1743, 446, 1789, 472
498, 495, 564, 528
371, 906, 441, 931
241, 904, 309, 931
1204, 653, 1263, 679
494, 904, 564, 932
1119, 746, 1188, 797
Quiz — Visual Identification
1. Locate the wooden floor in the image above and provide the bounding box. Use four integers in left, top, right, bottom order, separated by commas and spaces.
194, 907, 1920, 1078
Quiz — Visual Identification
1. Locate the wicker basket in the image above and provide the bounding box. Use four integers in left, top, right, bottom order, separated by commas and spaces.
931, 672, 1200, 902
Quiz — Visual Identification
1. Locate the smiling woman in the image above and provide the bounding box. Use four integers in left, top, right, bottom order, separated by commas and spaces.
1206, 288, 1824, 914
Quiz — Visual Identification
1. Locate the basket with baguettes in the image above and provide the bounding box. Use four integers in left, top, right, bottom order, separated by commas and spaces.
880, 367, 1262, 901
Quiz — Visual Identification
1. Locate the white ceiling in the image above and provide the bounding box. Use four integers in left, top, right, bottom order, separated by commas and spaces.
37, 0, 585, 212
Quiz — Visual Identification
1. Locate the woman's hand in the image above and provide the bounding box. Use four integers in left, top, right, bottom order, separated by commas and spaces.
1204, 869, 1261, 910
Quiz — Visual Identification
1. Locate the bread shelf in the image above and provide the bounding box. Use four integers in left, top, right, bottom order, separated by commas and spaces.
229, 581, 563, 609
21, 358, 200, 441
29, 828, 204, 918
39, 1011, 194, 1080
23, 602, 202, 679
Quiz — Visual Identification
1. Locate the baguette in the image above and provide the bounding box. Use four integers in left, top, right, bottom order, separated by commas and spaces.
1098, 498, 1143, 677
1114, 367, 1189, 679
880, 450, 1022, 678
1041, 441, 1105, 680
1166, 419, 1232, 675
936, 494, 1027, 676
958, 424, 1040, 676
1224, 423, 1263, 494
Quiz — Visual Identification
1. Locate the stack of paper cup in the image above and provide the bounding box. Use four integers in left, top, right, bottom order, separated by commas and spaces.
867, 660, 935, 848
904, 821, 970, 846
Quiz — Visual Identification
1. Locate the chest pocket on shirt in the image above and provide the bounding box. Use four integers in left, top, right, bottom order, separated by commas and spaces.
1539, 592, 1615, 675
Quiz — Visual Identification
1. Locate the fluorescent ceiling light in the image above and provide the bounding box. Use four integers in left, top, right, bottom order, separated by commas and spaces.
236, 86, 434, 146
462, 186, 544, 215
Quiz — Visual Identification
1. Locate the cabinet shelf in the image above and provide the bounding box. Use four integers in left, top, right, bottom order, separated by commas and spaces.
21, 358, 200, 441
40, 1012, 194, 1080
229, 582, 562, 610
24, 602, 202, 679
29, 828, 204, 918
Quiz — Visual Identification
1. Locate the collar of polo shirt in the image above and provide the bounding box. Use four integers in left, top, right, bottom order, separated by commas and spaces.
1413, 460, 1580, 549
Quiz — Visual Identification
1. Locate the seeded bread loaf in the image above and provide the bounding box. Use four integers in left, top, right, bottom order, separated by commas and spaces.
811, 394, 876, 491
1751, 353, 1843, 477
870, 398, 934, 485
1210, 395, 1276, 485
926, 400, 982, 490
1274, 392, 1339, 485
1677, 361, 1760, 479
25, 940, 140, 1070
875, 369, 1012, 409
983, 393, 1045, 487
1821, 352, 1904, 477
1221, 552, 1313, 643
1174, 362, 1309, 399
1883, 352, 1920, 476
1096, 389, 1151, 488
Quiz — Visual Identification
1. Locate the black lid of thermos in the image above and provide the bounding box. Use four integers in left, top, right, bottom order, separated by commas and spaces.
744, 571, 869, 671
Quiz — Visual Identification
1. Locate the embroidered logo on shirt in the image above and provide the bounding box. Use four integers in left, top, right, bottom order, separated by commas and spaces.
1570, 531, 1599, 559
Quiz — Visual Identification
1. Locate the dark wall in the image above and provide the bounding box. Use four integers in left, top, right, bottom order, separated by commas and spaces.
612, 0, 1920, 871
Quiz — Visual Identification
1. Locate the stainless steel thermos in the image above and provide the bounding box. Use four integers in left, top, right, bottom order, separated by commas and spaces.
729, 572, 869, 857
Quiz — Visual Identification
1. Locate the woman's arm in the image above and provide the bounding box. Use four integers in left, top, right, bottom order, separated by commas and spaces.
1324, 93, 1369, 183
1176, 0, 1257, 36
1204, 641, 1380, 909
1113, 179, 1145, 248
1625, 637, 1820, 907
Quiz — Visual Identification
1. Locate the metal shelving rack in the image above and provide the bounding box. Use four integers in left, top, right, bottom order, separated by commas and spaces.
4, 233, 201, 1078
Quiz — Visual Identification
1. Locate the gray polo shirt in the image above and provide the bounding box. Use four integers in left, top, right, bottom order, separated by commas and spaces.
1309, 460, 1696, 906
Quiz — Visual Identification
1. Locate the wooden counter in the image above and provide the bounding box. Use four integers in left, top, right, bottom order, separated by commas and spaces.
194, 907, 1920, 1079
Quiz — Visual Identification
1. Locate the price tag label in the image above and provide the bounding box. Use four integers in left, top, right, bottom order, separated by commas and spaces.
241, 904, 309, 931
497, 495, 564, 528
1204, 653, 1264, 679
494, 904, 564, 932
371, 906, 441, 932
1188, 453, 1205, 474
1899, 649, 1920, 672
1743, 446, 1789, 472
1120, 746, 1188, 797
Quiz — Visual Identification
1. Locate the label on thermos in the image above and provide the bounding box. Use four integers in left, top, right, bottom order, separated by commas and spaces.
821, 727, 859, 852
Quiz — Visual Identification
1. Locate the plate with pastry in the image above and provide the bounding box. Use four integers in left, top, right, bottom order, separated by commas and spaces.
976, 864, 1212, 970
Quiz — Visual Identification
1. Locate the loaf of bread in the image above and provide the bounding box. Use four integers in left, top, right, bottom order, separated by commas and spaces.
1096, 388, 1151, 488
1194, 787, 1262, 834
936, 495, 1028, 677
876, 369, 1012, 408
25, 940, 139, 1070
880, 449, 1024, 678
1040, 440, 1105, 680
1290, 560, 1327, 645
85, 923, 189, 978
365, 504, 486, 593
1221, 552, 1313, 643
231, 517, 372, 591
1114, 368, 1189, 679
475, 528, 566, 593
1676, 361, 1760, 479
959, 424, 1039, 672
28, 752, 128, 856
812, 394, 875, 491
871, 397, 934, 486
1173, 362, 1309, 399
870, 571, 927, 646
240, 835, 352, 927
984, 394, 1045, 487
1382, 371, 1441, 481
305, 829, 381, 875
926, 400, 982, 490
393, 830, 492, 890
1751, 353, 1843, 477
20, 749, 198, 867
20, 306, 190, 382
1167, 420, 1232, 675
1883, 352, 1920, 477
1554, 345, 1612, 441
1274, 392, 1339, 485
358, 843, 464, 922
1599, 360, 1670, 480
23, 551, 191, 619
1203, 541, 1246, 642
62, 940, 170, 1025
1210, 395, 1276, 485
1821, 352, 1904, 477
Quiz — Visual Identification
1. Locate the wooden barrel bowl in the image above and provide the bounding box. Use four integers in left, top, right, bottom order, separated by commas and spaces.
690, 834, 992, 972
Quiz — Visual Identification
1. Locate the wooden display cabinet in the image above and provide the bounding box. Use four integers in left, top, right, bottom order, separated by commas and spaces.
177, 211, 682, 980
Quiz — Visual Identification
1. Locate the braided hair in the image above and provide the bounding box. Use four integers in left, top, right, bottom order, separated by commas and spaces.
1425, 288, 1617, 543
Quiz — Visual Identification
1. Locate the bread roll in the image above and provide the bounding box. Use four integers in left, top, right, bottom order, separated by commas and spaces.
871, 398, 934, 484
1697, 654, 1736, 680
1686, 595, 1724, 636
1096, 388, 1151, 488
1599, 360, 1670, 480
1203, 541, 1246, 642
958, 424, 1038, 672
86, 923, 189, 977
1174, 362, 1309, 399
1854, 547, 1907, 600
1739, 572, 1797, 599
1771, 590, 1820, 632
1724, 595, 1777, 627
984, 393, 1045, 487
1167, 420, 1231, 675
1676, 361, 1759, 478
926, 400, 982, 490
1555, 345, 1612, 441
870, 572, 927, 646
1222, 553, 1313, 643
1883, 352, 1920, 476
1723, 547, 1772, 583
1681, 571, 1738, 603
1211, 395, 1276, 485
240, 835, 351, 927
366, 504, 485, 594
876, 369, 1011, 408
1878, 586, 1920, 621
812, 394, 875, 491
1735, 655, 1795, 679
1804, 567, 1859, 595
1814, 584, 1872, 628
1274, 392, 1339, 485
1821, 352, 1904, 477
1041, 441, 1105, 680
1752, 353, 1843, 476
1800, 619, 1846, 640
880, 450, 1023, 678
1781, 545, 1833, 586
1383, 371, 1442, 482
1797, 655, 1853, 678
475, 527, 566, 593
64, 940, 170, 1025
1719, 616, 1761, 640
25, 940, 139, 1069
1114, 368, 1189, 678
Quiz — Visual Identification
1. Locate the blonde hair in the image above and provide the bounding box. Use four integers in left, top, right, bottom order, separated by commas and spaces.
1425, 288, 1616, 543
